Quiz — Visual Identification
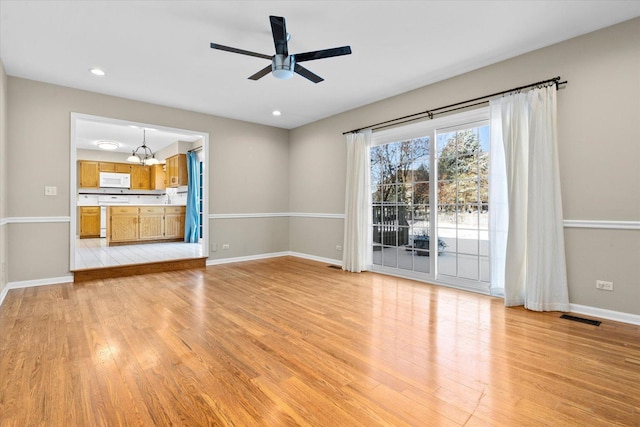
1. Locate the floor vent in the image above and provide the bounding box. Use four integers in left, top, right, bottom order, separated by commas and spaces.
327, 265, 342, 270
560, 314, 601, 326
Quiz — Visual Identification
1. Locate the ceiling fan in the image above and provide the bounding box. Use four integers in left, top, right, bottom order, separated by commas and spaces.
210, 15, 352, 83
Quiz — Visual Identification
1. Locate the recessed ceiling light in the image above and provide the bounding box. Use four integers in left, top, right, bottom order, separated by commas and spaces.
97, 140, 119, 150
272, 110, 282, 116
89, 68, 106, 76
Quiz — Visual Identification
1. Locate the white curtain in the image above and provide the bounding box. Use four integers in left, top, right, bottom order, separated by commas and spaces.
343, 129, 372, 272
489, 86, 570, 311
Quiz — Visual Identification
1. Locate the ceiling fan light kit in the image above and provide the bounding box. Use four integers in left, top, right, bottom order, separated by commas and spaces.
272, 54, 294, 80
210, 15, 351, 83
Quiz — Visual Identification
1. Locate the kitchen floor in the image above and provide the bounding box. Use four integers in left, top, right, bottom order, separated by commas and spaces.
75, 238, 204, 270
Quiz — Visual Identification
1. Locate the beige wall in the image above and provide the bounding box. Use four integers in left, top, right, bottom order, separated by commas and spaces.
6, 78, 290, 281
0, 61, 7, 297
289, 18, 640, 315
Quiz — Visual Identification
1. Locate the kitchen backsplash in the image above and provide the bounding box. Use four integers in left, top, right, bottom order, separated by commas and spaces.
77, 193, 186, 206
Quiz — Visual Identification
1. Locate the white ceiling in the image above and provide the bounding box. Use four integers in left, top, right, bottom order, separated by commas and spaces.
1, 1, 639, 130
74, 116, 203, 154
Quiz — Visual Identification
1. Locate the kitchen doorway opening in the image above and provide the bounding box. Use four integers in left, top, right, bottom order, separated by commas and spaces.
69, 113, 209, 272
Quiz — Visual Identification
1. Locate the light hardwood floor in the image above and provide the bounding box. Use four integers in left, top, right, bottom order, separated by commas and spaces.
1, 257, 638, 426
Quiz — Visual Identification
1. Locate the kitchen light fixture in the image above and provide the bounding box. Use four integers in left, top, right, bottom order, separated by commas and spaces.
272, 110, 281, 116
127, 129, 159, 165
97, 140, 119, 150
89, 68, 105, 76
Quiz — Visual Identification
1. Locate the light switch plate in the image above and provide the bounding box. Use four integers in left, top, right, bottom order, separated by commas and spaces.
44, 186, 57, 196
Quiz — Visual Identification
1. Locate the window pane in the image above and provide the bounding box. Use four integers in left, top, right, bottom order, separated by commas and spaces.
458, 210, 480, 229
438, 155, 457, 180
457, 179, 478, 206
382, 246, 397, 267
480, 256, 490, 282
373, 244, 382, 265
458, 228, 479, 255
438, 181, 456, 205
479, 230, 489, 256
371, 157, 384, 186
413, 137, 430, 160
438, 253, 456, 276
398, 226, 410, 247
372, 206, 382, 225
459, 255, 479, 280
373, 225, 383, 245
386, 142, 402, 165
398, 247, 413, 271
382, 206, 397, 224
412, 205, 429, 223
414, 250, 430, 272
413, 182, 429, 205
397, 184, 411, 205
381, 185, 397, 203
372, 185, 383, 203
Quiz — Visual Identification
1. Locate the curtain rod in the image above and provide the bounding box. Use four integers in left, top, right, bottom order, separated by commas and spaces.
188, 146, 203, 153
343, 76, 567, 135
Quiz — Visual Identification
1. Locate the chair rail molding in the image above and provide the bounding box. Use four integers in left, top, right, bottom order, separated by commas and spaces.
6, 216, 71, 223
563, 219, 640, 230
209, 212, 345, 220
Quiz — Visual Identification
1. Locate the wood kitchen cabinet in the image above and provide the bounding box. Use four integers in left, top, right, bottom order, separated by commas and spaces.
99, 162, 116, 172
151, 164, 166, 190
138, 207, 165, 240
115, 163, 131, 173
78, 206, 100, 238
130, 165, 151, 190
78, 161, 99, 188
99, 162, 132, 173
164, 206, 186, 239
107, 205, 186, 245
165, 154, 188, 187
108, 206, 139, 243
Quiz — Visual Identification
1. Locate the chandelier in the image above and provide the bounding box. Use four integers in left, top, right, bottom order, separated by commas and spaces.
127, 129, 159, 165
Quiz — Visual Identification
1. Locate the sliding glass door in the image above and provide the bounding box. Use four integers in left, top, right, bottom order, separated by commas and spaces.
370, 110, 491, 293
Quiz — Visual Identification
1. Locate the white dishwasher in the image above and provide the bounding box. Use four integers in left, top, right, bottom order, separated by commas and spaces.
98, 195, 130, 238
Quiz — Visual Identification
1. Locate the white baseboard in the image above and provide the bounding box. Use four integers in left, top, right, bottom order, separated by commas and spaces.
0, 284, 8, 307
569, 304, 640, 326
206, 251, 290, 265
206, 251, 342, 267
288, 251, 342, 266
8, 275, 74, 289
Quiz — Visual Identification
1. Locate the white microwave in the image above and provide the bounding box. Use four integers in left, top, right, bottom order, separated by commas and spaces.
99, 172, 131, 188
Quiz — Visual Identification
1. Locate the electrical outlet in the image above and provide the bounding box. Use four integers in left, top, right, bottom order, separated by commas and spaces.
44, 186, 57, 196
336, 245, 342, 251
222, 244, 230, 250
596, 280, 614, 291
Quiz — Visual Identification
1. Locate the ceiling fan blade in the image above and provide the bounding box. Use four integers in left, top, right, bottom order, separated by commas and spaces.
210, 43, 272, 60
270, 16, 288, 56
294, 46, 352, 63
248, 65, 273, 81
294, 64, 324, 84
